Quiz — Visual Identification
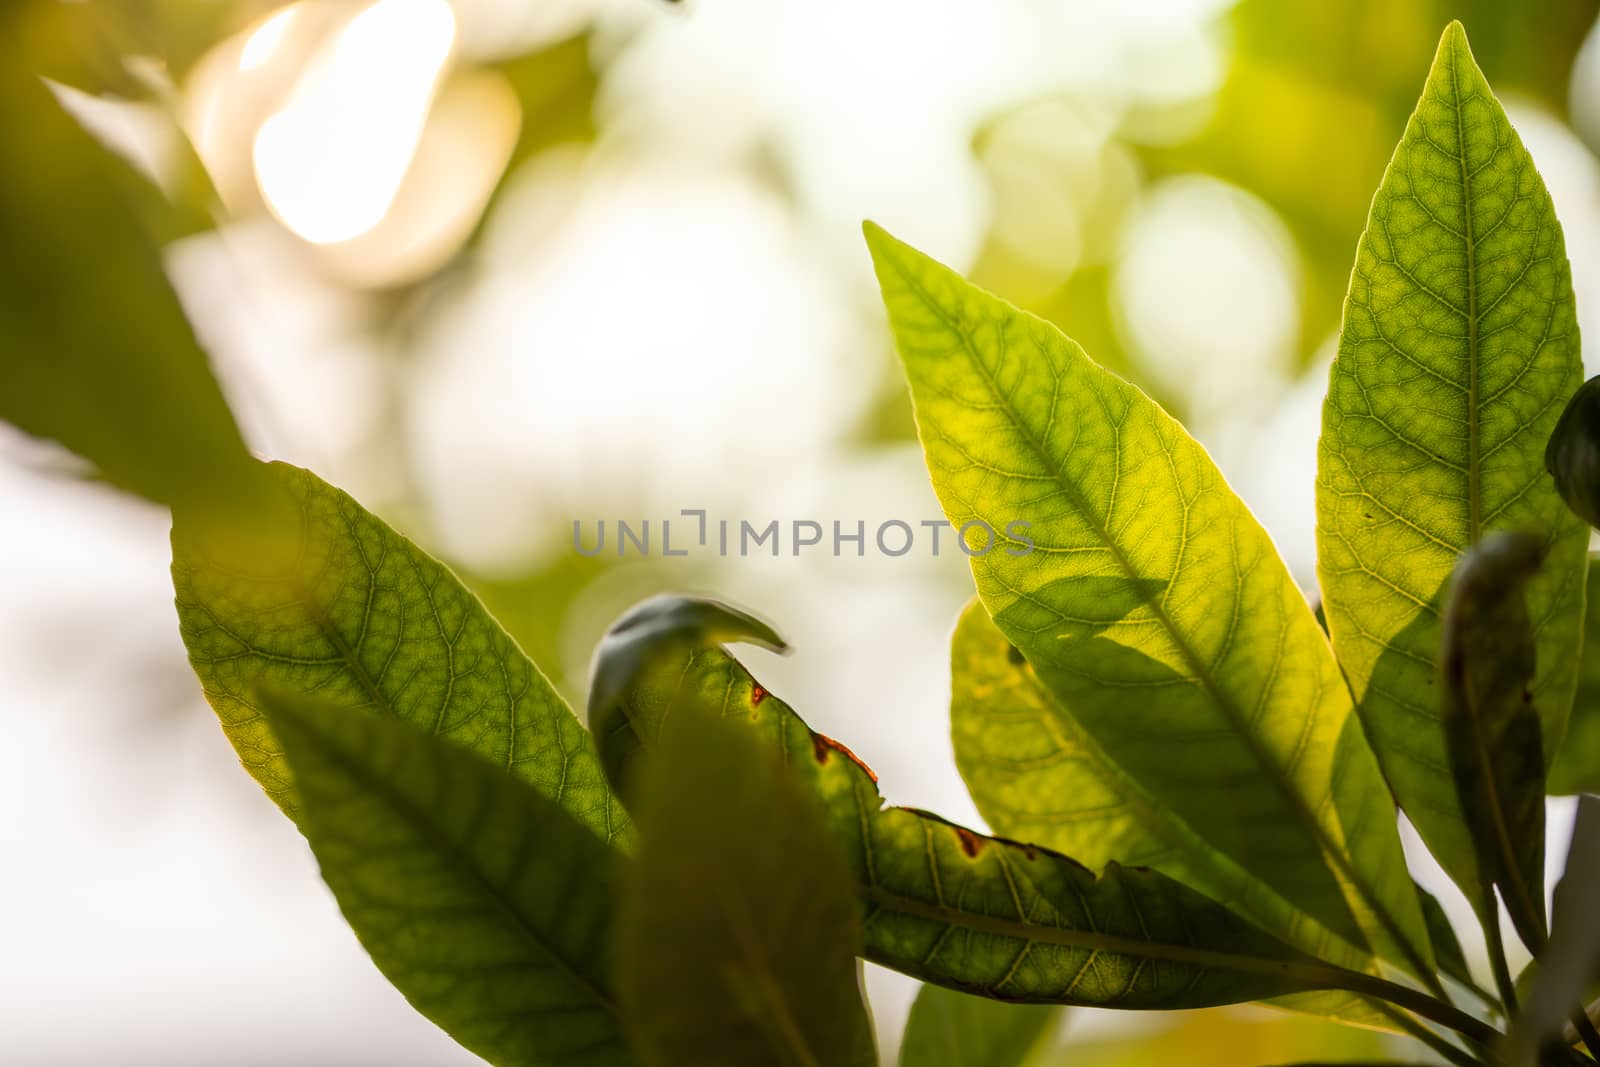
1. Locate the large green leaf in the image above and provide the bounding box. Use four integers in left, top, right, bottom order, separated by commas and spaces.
172, 461, 629, 846
1439, 532, 1548, 949
864, 224, 1432, 982
0, 15, 259, 514
616, 708, 876, 1067
586, 598, 1483, 1029
1550, 556, 1600, 795
261, 691, 631, 1067
950, 600, 1361, 962
1314, 22, 1587, 908
898, 983, 1060, 1067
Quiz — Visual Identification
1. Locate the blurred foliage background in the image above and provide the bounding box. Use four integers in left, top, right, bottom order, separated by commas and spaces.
3, 0, 1599, 1062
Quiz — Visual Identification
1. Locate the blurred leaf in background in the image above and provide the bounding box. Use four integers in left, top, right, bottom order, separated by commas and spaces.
0, 3, 262, 515
959, 0, 1600, 433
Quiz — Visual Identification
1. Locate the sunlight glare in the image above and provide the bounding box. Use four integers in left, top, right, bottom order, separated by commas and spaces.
239, 4, 301, 73
252, 0, 456, 245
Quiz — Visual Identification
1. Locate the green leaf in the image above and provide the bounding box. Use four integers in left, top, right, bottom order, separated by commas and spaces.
588, 598, 1466, 1021
898, 983, 1060, 1067
863, 223, 1433, 982
1506, 796, 1600, 1065
260, 690, 631, 1067
1550, 556, 1600, 794
949, 598, 1432, 1028
616, 706, 877, 1067
172, 461, 630, 847
0, 18, 260, 515
1314, 22, 1587, 910
1440, 531, 1548, 949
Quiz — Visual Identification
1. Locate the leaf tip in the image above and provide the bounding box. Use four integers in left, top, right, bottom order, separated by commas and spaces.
1435, 19, 1478, 76
861, 218, 909, 273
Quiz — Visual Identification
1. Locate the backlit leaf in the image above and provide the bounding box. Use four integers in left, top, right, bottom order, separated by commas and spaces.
0, 20, 259, 515
172, 461, 629, 847
949, 599, 1420, 1027
262, 692, 630, 1067
1314, 22, 1587, 908
1439, 531, 1548, 949
616, 708, 876, 1067
864, 223, 1432, 982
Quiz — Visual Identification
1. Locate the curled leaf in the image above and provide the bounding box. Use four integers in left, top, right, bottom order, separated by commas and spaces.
1546, 375, 1600, 530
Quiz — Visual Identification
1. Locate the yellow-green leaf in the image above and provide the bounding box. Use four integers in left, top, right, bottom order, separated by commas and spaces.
172, 461, 630, 847
864, 224, 1433, 983
1315, 22, 1587, 908
949, 599, 1407, 1028
262, 692, 630, 1067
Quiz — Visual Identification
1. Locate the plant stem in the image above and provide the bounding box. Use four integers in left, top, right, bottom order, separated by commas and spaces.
1377, 1004, 1491, 1067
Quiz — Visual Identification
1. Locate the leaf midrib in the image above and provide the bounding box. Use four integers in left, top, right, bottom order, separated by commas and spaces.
886, 255, 1426, 977
1449, 47, 1484, 542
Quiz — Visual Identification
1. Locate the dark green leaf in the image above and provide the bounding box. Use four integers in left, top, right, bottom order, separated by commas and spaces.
864, 222, 1433, 981
172, 461, 630, 847
1315, 22, 1587, 913
1549, 556, 1600, 794
898, 983, 1059, 1067
0, 16, 259, 515
1507, 796, 1600, 1065
588, 595, 785, 805
590, 598, 1418, 1014
1440, 531, 1548, 950
1546, 376, 1600, 531
616, 708, 876, 1067
261, 691, 631, 1067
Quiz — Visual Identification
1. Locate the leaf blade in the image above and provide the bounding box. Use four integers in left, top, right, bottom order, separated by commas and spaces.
1549, 555, 1600, 795
172, 461, 629, 846
949, 598, 1416, 1027
0, 23, 260, 514
617, 709, 876, 1067
1440, 531, 1549, 949
1315, 21, 1587, 906
261, 691, 631, 1067
865, 223, 1432, 979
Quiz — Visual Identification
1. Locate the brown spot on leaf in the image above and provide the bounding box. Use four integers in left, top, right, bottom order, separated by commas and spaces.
750, 684, 767, 706
954, 826, 986, 858
809, 731, 879, 783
